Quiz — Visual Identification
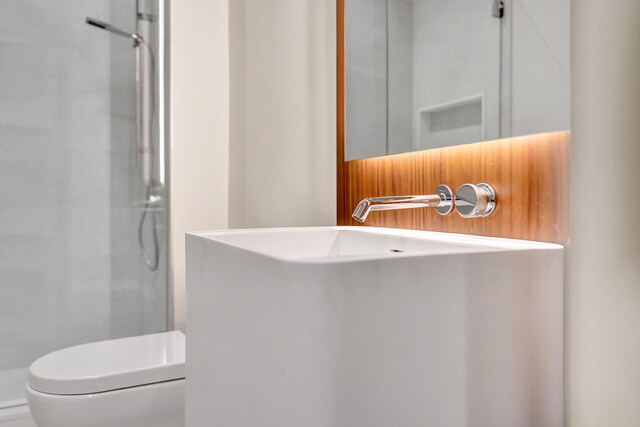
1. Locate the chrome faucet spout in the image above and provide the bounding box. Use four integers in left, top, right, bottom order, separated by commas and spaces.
352, 185, 454, 223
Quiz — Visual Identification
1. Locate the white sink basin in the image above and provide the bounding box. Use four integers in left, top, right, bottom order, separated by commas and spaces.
198, 227, 538, 260
185, 227, 563, 427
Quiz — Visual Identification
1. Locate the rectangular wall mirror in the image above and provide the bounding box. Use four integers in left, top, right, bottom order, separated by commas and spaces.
341, 0, 571, 161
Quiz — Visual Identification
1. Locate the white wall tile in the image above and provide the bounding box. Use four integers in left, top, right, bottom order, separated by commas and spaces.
0, 0, 168, 406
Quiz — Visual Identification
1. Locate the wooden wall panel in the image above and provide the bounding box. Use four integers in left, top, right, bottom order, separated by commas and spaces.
338, 132, 570, 245
336, 0, 569, 244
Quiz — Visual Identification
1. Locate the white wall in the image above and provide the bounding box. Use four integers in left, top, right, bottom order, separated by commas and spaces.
170, 0, 230, 330
228, 0, 336, 229
568, 0, 640, 425
0, 1, 113, 380
172, 0, 335, 328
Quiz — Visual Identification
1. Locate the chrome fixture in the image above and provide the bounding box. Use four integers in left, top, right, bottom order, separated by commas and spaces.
86, 17, 143, 46
352, 185, 454, 223
492, 0, 505, 19
455, 183, 496, 218
86, 13, 160, 271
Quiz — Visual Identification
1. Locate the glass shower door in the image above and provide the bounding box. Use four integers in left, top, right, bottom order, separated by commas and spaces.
0, 0, 168, 409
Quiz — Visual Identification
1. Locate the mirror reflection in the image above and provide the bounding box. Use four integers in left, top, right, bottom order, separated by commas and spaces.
345, 0, 570, 161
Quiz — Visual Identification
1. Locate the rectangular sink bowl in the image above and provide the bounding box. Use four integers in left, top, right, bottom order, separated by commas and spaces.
185, 227, 563, 427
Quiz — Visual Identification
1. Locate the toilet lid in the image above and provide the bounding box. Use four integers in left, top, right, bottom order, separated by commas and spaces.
28, 331, 185, 395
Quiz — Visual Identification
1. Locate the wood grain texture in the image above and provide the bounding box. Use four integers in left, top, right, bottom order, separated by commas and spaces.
338, 132, 570, 244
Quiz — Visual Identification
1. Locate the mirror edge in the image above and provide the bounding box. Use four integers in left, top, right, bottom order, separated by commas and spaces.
337, 0, 347, 224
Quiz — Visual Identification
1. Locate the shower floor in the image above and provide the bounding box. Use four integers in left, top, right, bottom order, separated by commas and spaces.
0, 367, 28, 408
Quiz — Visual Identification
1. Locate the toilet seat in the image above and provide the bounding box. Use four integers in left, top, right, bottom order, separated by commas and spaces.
29, 331, 185, 395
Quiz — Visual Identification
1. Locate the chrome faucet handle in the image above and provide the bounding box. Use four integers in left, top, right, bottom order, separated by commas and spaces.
352, 185, 454, 223
455, 183, 496, 218
434, 184, 455, 216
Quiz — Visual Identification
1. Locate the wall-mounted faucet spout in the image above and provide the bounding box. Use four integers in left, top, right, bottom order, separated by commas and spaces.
352, 185, 454, 222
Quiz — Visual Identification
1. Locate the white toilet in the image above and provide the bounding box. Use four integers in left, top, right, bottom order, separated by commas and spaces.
26, 331, 185, 427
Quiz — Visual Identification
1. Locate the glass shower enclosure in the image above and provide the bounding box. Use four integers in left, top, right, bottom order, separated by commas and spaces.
0, 0, 169, 410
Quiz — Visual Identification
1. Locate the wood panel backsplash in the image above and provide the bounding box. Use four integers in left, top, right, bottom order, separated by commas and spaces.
338, 132, 570, 244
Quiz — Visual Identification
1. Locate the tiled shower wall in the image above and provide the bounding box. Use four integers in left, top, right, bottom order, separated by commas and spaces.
0, 0, 167, 406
